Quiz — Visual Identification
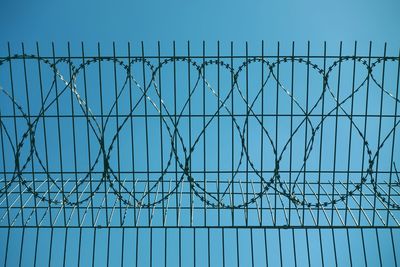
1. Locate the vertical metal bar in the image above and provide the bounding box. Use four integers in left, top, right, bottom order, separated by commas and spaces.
140, 42, 151, 226
135, 228, 139, 267
164, 228, 168, 267
358, 42, 372, 225
305, 229, 311, 267
319, 229, 325, 267
346, 229, 353, 267
391, 228, 398, 267
36, 42, 52, 228
386, 48, 400, 224
52, 42, 67, 226
18, 227, 25, 267
201, 41, 208, 226
372, 43, 387, 226
208, 228, 211, 267
187, 41, 193, 227
66, 42, 81, 227
236, 228, 240, 267
344, 41, 358, 225
231, 42, 235, 226
331, 229, 338, 267
92, 228, 97, 267
239, 181, 248, 223
264, 229, 269, 267
107, 228, 111, 267
6, 43, 21, 226
189, 228, 196, 267
0, 57, 11, 228
78, 227, 83, 267
360, 229, 368, 267
97, 43, 109, 226
289, 41, 295, 226
332, 41, 343, 226
157, 41, 165, 226
275, 42, 280, 226
173, 42, 178, 226
316, 42, 327, 224
278, 228, 283, 267
127, 42, 137, 226
120, 227, 125, 267
303, 42, 310, 225
376, 229, 383, 267
21, 43, 38, 228
245, 42, 249, 226
48, 228, 54, 267
63, 228, 68, 267
150, 228, 153, 267
33, 226, 39, 266
81, 42, 95, 226
250, 180, 262, 224
179, 228, 182, 267
221, 228, 225, 267
292, 229, 297, 267
112, 42, 123, 225
250, 229, 254, 267
4, 228, 10, 267
219, 41, 225, 227
260, 40, 265, 226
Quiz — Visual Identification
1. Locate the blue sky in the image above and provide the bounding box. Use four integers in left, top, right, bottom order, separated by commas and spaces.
1, 0, 400, 45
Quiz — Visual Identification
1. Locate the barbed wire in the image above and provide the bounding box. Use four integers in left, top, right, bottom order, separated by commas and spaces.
0, 53, 399, 215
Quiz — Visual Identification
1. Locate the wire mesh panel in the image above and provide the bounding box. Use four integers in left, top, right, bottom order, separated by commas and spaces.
0, 42, 399, 266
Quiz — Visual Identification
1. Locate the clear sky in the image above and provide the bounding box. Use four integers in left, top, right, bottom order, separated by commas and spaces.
0, 0, 400, 46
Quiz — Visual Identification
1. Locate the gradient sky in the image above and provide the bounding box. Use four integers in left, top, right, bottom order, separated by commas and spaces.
0, 0, 400, 46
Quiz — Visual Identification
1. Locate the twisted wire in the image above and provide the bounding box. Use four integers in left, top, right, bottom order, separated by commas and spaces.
0, 53, 399, 214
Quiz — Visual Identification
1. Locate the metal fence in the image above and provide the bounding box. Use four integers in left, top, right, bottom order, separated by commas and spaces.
0, 42, 399, 266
